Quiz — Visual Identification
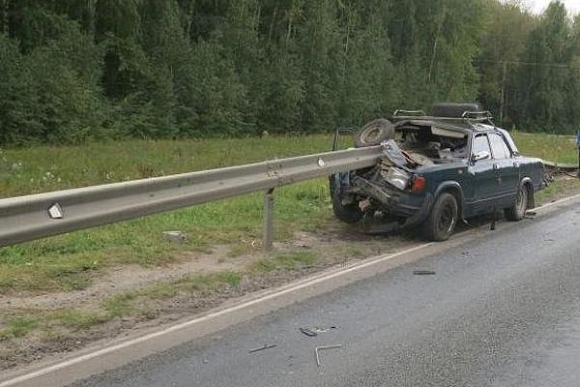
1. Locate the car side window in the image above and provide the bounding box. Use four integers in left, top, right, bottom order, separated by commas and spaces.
488, 133, 512, 159
472, 134, 491, 156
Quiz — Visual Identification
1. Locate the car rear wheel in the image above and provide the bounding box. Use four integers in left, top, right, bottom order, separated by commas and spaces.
331, 185, 363, 224
505, 184, 529, 221
423, 193, 459, 241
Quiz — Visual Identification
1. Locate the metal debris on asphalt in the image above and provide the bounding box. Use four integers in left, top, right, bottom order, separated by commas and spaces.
300, 325, 338, 337
314, 325, 337, 333
413, 270, 436, 275
315, 345, 343, 367
300, 328, 317, 337
248, 344, 277, 353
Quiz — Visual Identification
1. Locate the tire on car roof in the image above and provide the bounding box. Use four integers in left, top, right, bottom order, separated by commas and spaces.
429, 102, 482, 118
354, 118, 395, 148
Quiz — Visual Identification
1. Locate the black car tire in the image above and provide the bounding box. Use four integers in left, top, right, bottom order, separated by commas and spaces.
505, 184, 529, 221
354, 119, 395, 148
429, 103, 481, 118
332, 185, 363, 224
423, 193, 459, 241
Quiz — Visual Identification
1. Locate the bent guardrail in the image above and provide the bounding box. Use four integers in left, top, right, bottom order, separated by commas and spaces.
0, 146, 383, 249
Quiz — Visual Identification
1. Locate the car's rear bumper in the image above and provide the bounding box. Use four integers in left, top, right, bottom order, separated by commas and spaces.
350, 176, 433, 227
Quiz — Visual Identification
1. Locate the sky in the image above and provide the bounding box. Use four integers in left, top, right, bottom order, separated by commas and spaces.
522, 0, 580, 15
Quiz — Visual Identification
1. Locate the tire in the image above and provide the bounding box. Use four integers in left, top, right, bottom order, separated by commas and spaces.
429, 103, 481, 118
354, 119, 395, 148
505, 184, 529, 221
331, 185, 363, 224
423, 193, 459, 241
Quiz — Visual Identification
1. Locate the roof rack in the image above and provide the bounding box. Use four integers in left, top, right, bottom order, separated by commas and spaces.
393, 110, 426, 117
461, 110, 493, 120
391, 109, 494, 124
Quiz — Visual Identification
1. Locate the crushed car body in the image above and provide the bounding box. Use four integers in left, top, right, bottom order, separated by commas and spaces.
330, 103, 545, 241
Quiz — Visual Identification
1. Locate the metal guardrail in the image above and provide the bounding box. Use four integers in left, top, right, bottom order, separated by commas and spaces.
0, 146, 383, 249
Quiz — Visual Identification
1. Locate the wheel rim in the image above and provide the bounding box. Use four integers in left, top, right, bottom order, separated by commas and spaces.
437, 203, 456, 235
364, 126, 382, 142
516, 186, 528, 214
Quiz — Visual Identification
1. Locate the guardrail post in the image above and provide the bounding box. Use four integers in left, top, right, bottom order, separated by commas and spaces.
263, 188, 275, 251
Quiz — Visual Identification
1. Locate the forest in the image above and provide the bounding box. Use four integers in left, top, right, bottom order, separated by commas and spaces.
1, 0, 579, 145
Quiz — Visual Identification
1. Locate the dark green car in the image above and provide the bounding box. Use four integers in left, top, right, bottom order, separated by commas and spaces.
331, 103, 545, 241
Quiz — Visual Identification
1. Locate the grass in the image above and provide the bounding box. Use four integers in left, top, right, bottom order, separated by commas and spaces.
0, 316, 39, 340
511, 131, 578, 165
251, 251, 318, 272
0, 132, 577, 295
536, 178, 580, 203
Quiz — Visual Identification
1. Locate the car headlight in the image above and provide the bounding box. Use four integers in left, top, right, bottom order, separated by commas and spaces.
384, 168, 410, 190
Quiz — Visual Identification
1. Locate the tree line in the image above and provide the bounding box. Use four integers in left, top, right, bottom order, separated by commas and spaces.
0, 0, 579, 145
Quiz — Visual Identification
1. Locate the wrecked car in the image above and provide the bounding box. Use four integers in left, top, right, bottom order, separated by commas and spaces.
330, 103, 544, 241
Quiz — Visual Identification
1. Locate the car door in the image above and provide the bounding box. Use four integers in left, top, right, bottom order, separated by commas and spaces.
465, 133, 498, 215
488, 132, 520, 208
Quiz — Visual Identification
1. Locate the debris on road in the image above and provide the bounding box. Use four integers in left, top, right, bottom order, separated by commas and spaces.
300, 325, 338, 337
300, 328, 318, 337
313, 325, 337, 333
315, 344, 343, 367
413, 270, 436, 275
248, 344, 277, 353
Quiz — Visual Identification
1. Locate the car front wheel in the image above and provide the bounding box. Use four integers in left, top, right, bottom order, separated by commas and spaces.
505, 184, 529, 221
423, 193, 459, 241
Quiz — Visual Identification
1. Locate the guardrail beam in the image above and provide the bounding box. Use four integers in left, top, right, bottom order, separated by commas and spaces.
0, 146, 384, 247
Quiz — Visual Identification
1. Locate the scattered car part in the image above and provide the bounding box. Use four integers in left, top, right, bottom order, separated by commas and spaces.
315, 345, 343, 367
163, 231, 187, 243
248, 344, 277, 353
413, 270, 436, 275
299, 328, 317, 337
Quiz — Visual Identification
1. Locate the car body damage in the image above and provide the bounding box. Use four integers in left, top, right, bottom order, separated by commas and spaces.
330, 103, 544, 241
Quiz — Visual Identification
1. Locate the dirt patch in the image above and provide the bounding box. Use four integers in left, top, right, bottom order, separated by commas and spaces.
0, 245, 254, 310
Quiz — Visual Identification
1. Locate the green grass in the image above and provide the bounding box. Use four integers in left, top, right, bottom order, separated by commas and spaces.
141, 270, 242, 300
49, 309, 109, 330
251, 251, 318, 273
104, 294, 136, 318
512, 131, 578, 165
536, 178, 580, 203
0, 133, 577, 294
0, 316, 39, 341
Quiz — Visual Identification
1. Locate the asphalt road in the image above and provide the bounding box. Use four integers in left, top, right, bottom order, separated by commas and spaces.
73, 198, 580, 387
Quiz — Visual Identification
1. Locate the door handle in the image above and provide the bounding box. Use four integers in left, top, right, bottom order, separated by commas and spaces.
513, 161, 519, 168
493, 164, 499, 171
